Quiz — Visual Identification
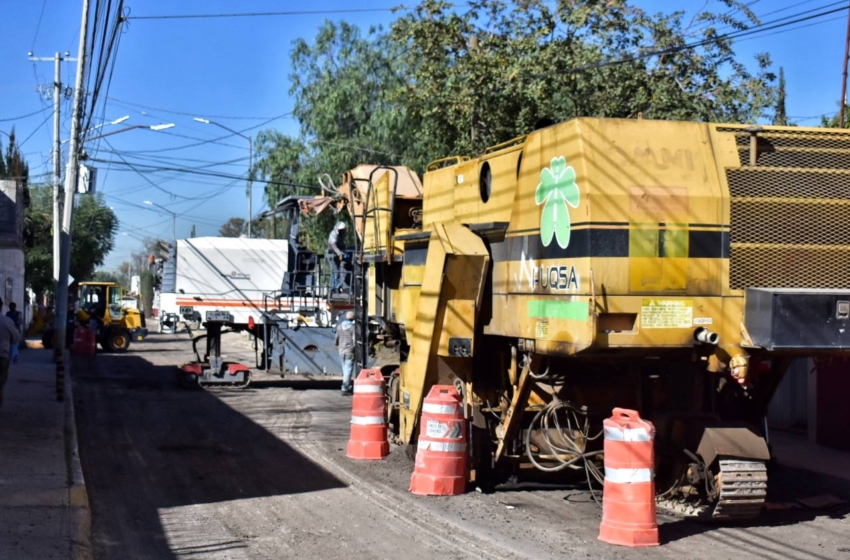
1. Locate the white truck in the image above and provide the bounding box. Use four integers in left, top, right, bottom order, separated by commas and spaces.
157, 236, 348, 376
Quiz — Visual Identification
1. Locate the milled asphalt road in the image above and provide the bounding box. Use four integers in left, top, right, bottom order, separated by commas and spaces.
71, 330, 850, 560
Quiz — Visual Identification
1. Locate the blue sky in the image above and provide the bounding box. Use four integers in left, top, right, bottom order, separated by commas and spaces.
0, 0, 846, 269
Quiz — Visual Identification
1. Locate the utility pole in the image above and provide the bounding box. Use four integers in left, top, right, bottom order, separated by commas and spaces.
248, 141, 253, 238
28, 51, 76, 289
55, 0, 91, 401
841, 0, 850, 128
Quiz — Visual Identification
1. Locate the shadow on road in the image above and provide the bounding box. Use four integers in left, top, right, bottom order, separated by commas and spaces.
72, 352, 346, 560
250, 378, 341, 391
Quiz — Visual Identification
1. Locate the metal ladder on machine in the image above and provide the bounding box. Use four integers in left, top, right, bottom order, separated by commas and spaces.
351, 167, 400, 374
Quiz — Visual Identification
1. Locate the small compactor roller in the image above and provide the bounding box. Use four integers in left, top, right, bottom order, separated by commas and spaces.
178, 313, 251, 389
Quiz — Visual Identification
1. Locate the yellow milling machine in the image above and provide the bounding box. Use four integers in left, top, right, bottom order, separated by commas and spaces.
310, 117, 850, 520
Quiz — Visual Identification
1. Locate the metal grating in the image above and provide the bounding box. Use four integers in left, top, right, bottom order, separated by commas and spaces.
730, 200, 850, 245
730, 246, 850, 289
718, 127, 850, 154
722, 127, 850, 290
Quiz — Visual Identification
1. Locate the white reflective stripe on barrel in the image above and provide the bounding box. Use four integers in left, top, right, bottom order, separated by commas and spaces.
603, 426, 652, 442
418, 440, 467, 452
422, 403, 458, 415
353, 384, 383, 393
604, 467, 653, 484
350, 416, 385, 425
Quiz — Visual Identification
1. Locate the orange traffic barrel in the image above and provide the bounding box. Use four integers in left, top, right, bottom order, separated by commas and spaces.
598, 408, 659, 547
346, 369, 390, 460
409, 385, 468, 496
72, 325, 96, 358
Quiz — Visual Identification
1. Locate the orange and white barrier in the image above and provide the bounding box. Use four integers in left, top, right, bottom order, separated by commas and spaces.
346, 369, 390, 460
598, 408, 659, 547
409, 385, 467, 496
72, 325, 96, 358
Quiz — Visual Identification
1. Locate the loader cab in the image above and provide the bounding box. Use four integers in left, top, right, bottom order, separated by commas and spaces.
80, 282, 123, 323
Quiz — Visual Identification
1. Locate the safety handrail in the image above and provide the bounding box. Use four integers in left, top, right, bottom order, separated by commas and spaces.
483, 134, 527, 154
426, 155, 469, 172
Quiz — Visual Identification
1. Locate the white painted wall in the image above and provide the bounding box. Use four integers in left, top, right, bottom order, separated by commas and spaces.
0, 247, 25, 319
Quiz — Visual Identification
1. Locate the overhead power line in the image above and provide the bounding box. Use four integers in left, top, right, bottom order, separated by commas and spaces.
127, 7, 408, 20
553, 3, 850, 76
0, 106, 50, 123
124, 1, 561, 20
18, 109, 56, 148
107, 97, 287, 121
88, 156, 322, 192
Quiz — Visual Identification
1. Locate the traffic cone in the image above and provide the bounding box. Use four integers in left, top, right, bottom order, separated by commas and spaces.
72, 325, 96, 358
598, 408, 659, 547
409, 385, 467, 496
346, 369, 390, 460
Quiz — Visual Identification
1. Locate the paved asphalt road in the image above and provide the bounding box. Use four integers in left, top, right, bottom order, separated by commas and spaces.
71, 330, 850, 560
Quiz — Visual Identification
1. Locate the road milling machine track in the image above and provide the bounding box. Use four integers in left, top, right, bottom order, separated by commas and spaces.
307, 118, 850, 521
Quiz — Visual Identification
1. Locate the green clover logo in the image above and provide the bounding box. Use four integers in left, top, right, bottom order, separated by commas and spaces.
535, 156, 580, 248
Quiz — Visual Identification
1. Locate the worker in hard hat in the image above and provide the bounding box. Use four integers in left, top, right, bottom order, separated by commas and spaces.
327, 221, 349, 293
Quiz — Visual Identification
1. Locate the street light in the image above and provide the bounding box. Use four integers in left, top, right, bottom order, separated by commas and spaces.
143, 200, 177, 242
86, 122, 175, 143
194, 116, 254, 237
61, 115, 131, 145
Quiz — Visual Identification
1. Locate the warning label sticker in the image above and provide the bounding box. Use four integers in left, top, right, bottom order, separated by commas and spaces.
425, 419, 463, 439
426, 419, 450, 438
535, 320, 549, 339
641, 299, 693, 329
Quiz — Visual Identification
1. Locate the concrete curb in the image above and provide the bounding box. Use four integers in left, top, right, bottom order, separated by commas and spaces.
63, 351, 92, 560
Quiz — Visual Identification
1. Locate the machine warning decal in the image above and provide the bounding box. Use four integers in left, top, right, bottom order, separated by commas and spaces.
641, 299, 693, 329
536, 156, 580, 249
426, 419, 451, 438
536, 320, 550, 339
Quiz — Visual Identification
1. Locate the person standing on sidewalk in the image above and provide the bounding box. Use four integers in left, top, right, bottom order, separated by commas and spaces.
0, 298, 22, 408
335, 311, 356, 395
6, 302, 23, 333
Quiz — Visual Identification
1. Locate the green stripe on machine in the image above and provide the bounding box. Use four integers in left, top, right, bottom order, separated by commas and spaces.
528, 300, 589, 320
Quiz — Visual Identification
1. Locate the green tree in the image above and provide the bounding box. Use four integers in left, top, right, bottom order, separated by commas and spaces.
115, 261, 133, 290
22, 186, 53, 294
1, 129, 29, 181
91, 270, 120, 284
140, 270, 154, 317
256, 0, 777, 249
774, 67, 787, 126
219, 217, 246, 237
391, 0, 775, 156
821, 104, 850, 128
69, 194, 119, 284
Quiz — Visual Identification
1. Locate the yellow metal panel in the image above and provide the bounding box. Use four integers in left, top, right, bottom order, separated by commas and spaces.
453, 161, 479, 224
367, 265, 376, 316
422, 166, 457, 226
481, 149, 520, 224
398, 223, 489, 443
437, 299, 476, 356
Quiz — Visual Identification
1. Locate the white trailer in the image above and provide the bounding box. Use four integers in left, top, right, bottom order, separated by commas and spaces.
159, 237, 345, 376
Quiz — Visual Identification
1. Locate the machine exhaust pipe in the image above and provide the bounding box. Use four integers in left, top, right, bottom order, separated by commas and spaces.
694, 327, 720, 345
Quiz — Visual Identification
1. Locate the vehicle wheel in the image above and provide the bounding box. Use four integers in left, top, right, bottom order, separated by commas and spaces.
106, 329, 131, 352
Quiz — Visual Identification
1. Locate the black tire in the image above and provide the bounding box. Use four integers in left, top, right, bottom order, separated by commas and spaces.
42, 329, 54, 349
105, 329, 131, 352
